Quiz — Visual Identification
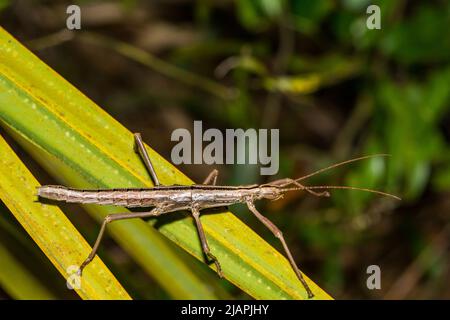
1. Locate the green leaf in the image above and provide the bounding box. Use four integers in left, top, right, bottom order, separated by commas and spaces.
0, 26, 332, 299
0, 135, 131, 300
0, 27, 220, 300
0, 240, 55, 299
291, 0, 334, 34
0, 0, 10, 11
381, 4, 450, 64
236, 0, 283, 31
374, 69, 450, 200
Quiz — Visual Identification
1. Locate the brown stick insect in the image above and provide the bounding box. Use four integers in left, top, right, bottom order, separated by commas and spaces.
38, 133, 400, 298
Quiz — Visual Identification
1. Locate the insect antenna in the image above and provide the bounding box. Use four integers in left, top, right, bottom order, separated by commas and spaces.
280, 185, 401, 200
294, 154, 390, 183
275, 154, 400, 200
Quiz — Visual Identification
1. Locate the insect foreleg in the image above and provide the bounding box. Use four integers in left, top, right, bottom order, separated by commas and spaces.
78, 207, 167, 276
246, 200, 314, 299
203, 169, 219, 185
191, 206, 223, 277
134, 132, 161, 186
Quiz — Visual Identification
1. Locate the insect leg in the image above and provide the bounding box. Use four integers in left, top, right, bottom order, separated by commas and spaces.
134, 132, 161, 186
246, 200, 314, 299
203, 169, 219, 185
191, 206, 223, 277
78, 206, 166, 276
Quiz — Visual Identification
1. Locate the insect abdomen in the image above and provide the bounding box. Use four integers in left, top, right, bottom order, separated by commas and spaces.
37, 186, 154, 207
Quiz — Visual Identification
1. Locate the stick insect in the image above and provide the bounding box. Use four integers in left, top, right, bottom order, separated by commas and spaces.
37, 133, 400, 298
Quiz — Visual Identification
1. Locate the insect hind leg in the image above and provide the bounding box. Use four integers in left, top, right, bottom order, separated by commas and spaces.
78, 207, 166, 276
246, 200, 314, 299
191, 206, 223, 277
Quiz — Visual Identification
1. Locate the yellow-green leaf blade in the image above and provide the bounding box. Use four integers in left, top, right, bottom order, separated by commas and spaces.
0, 240, 55, 299
0, 27, 224, 300
0, 135, 131, 300
0, 26, 332, 299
